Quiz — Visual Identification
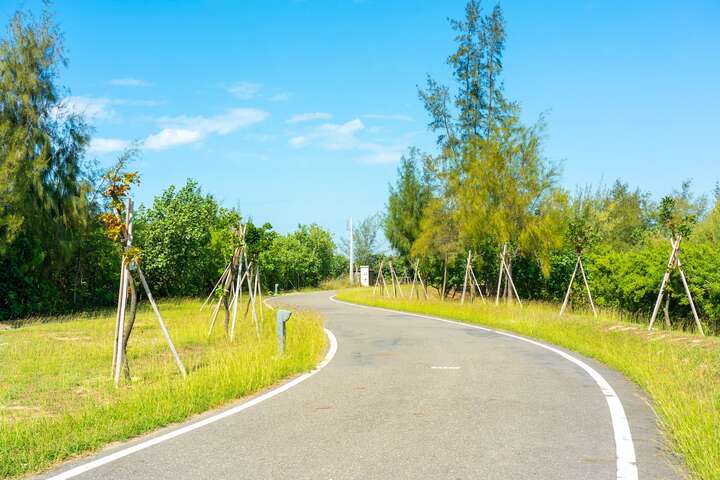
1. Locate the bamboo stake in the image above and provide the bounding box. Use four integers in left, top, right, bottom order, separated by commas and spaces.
245, 262, 259, 339
112, 256, 127, 375
578, 257, 597, 317
201, 263, 231, 311
495, 244, 507, 305
501, 256, 522, 305
114, 261, 130, 386
137, 268, 187, 377
469, 264, 486, 303
388, 262, 404, 298
207, 295, 223, 337
649, 238, 679, 331
409, 260, 418, 299
256, 267, 264, 325
114, 199, 133, 386
373, 259, 384, 295
676, 255, 704, 336
461, 251, 471, 305
230, 250, 245, 341
559, 256, 580, 316
417, 263, 429, 300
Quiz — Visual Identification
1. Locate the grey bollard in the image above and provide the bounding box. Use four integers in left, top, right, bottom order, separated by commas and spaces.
276, 309, 292, 354
274, 283, 279, 295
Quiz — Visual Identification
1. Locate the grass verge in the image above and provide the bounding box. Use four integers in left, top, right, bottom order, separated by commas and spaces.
0, 298, 326, 479
337, 287, 719, 480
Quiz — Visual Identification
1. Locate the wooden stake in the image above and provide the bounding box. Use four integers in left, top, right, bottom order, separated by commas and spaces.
137, 268, 187, 377
560, 256, 580, 316
469, 264, 486, 303
501, 255, 522, 305
495, 244, 507, 305
461, 250, 472, 305
113, 198, 133, 387
388, 262, 403, 298
245, 262, 260, 339
578, 257, 597, 317
256, 267, 264, 326
373, 259, 384, 296
201, 263, 231, 311
676, 255, 704, 336
112, 255, 127, 376
649, 238, 679, 331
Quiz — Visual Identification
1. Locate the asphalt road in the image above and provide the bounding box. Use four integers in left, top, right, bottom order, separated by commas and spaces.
39, 291, 684, 480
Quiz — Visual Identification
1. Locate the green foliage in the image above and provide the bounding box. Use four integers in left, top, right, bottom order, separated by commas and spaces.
259, 224, 338, 290
0, 8, 115, 320
134, 179, 238, 297
385, 148, 432, 257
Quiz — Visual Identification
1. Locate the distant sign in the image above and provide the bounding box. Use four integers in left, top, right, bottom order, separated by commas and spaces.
360, 266, 370, 287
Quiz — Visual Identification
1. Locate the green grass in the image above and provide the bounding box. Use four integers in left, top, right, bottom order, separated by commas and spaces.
0, 298, 326, 479
337, 287, 720, 480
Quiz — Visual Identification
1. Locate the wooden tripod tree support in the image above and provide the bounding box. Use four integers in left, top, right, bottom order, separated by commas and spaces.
461, 250, 486, 305
388, 262, 404, 298
373, 259, 389, 297
495, 243, 521, 306
409, 259, 429, 300
208, 224, 261, 340
648, 237, 704, 336
112, 199, 187, 387
559, 254, 597, 317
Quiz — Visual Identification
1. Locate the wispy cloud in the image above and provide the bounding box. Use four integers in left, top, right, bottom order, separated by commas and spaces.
287, 112, 333, 124
288, 117, 405, 164
362, 113, 413, 122
271, 92, 291, 102
88, 137, 130, 154
59, 96, 116, 120
144, 129, 201, 150
156, 108, 269, 135
110, 78, 152, 87
89, 108, 270, 154
226, 81, 262, 99
56, 96, 165, 122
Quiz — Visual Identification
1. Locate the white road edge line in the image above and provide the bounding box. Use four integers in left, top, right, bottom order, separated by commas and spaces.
330, 296, 638, 480
46, 328, 338, 480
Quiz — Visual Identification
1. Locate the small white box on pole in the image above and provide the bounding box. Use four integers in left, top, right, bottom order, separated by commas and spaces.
360, 266, 370, 287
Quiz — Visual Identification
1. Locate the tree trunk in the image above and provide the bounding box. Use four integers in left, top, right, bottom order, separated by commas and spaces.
441, 256, 448, 300
121, 271, 139, 381
663, 294, 670, 328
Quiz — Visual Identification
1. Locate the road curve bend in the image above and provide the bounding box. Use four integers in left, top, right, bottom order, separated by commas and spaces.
39, 291, 684, 480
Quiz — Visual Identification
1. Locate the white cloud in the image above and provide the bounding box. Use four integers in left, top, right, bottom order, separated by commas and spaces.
289, 136, 308, 147
287, 117, 409, 164
156, 108, 269, 135
144, 129, 202, 150
363, 113, 413, 122
226, 81, 262, 99
287, 112, 333, 124
60, 96, 115, 120
358, 147, 404, 164
88, 137, 130, 154
56, 96, 164, 122
270, 92, 291, 102
110, 78, 152, 87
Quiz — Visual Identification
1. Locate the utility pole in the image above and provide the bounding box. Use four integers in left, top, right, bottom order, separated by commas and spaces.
349, 217, 354, 285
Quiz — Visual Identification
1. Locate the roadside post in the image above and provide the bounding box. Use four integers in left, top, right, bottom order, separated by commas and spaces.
274, 283, 279, 295
276, 310, 292, 354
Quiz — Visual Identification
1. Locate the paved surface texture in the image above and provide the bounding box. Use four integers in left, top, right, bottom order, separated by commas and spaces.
39, 291, 685, 479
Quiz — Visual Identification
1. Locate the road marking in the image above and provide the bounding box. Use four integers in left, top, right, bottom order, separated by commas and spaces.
330, 296, 638, 480
45, 328, 338, 480
430, 366, 461, 370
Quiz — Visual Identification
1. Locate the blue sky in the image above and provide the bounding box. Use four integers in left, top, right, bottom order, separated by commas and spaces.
2, 0, 718, 241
